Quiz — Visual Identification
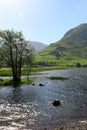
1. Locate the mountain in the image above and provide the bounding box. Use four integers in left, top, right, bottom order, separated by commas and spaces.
37, 24, 87, 66
28, 41, 47, 52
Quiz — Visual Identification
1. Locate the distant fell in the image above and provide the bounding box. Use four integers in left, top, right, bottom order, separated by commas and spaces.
28, 41, 47, 52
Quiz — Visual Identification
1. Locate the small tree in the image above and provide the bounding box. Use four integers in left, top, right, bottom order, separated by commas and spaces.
0, 29, 34, 85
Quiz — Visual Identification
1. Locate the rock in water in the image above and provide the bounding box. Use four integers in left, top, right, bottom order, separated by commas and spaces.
52, 100, 60, 107
39, 83, 44, 86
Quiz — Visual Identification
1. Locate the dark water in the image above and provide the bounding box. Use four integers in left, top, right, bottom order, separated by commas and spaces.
0, 68, 87, 129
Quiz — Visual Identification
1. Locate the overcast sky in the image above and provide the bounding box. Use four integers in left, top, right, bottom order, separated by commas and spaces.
0, 0, 87, 44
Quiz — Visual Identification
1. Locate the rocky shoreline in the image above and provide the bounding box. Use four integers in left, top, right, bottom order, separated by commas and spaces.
0, 120, 87, 130
50, 120, 87, 130
34, 120, 87, 130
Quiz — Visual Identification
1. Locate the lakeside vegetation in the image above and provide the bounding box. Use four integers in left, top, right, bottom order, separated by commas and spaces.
0, 60, 87, 77
0, 60, 87, 86
0, 66, 66, 77
49, 76, 68, 80
0, 78, 33, 86
35, 54, 87, 67
0, 63, 85, 86
0, 66, 66, 86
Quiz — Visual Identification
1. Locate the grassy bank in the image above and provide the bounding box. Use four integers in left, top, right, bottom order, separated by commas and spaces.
0, 66, 67, 77
49, 76, 68, 80
0, 66, 67, 86
44, 120, 87, 130
0, 68, 12, 76
0, 78, 33, 86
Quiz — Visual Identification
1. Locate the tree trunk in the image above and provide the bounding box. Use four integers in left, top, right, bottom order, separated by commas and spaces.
17, 57, 22, 84
13, 72, 21, 86
27, 64, 31, 83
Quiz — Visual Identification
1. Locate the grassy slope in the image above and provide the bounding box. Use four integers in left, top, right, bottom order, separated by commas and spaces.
36, 24, 87, 66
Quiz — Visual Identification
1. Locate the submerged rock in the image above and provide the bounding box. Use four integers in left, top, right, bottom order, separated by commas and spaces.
39, 83, 44, 86
32, 83, 35, 86
52, 100, 60, 107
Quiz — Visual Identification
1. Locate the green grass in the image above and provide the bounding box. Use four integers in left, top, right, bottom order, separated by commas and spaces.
21, 78, 33, 84
31, 66, 66, 71
0, 78, 13, 86
0, 60, 87, 78
0, 68, 12, 76
48, 76, 68, 80
35, 53, 87, 68
0, 66, 67, 77
0, 78, 33, 86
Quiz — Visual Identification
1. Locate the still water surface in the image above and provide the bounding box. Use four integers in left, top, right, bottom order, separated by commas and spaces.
0, 68, 87, 129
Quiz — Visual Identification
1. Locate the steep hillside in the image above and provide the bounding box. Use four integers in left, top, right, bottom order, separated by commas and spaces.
36, 24, 87, 66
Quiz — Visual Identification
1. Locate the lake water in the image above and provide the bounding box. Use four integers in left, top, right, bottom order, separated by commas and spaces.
0, 68, 87, 129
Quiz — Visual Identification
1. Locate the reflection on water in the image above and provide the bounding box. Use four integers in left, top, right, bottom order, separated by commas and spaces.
0, 68, 87, 129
